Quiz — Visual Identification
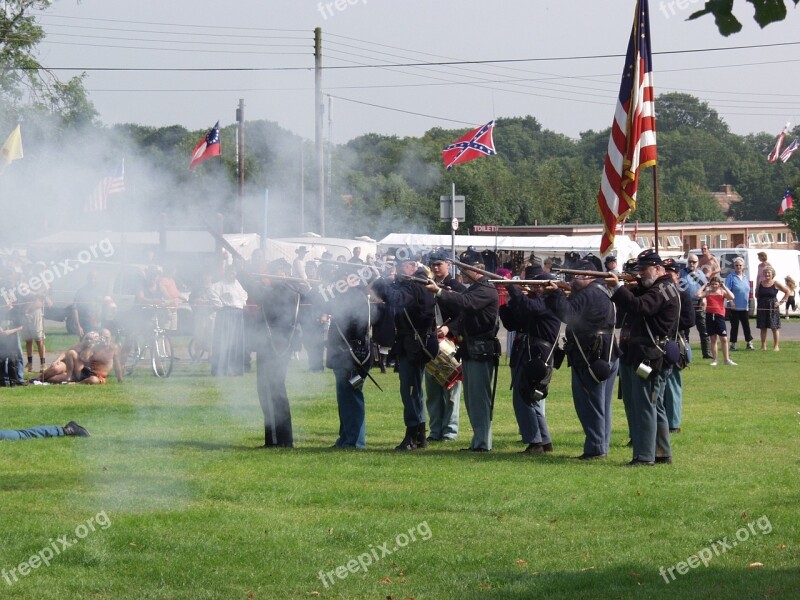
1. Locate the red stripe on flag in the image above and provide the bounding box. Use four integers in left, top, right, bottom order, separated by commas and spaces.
597, 0, 657, 255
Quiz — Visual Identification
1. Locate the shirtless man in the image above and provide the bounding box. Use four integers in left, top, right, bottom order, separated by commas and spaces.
696, 245, 720, 279
40, 331, 99, 384
75, 329, 123, 385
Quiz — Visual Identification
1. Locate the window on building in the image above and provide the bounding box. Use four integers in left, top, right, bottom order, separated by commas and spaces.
748, 233, 758, 246
763, 232, 774, 244
637, 236, 650, 248
700, 235, 710, 248
718, 234, 728, 247
779, 232, 788, 244
667, 235, 682, 248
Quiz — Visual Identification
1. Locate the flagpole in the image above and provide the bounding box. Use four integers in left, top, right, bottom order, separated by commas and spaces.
451, 182, 456, 267
653, 165, 659, 253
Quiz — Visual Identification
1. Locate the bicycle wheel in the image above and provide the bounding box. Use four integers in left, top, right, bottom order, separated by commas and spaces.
188, 338, 205, 363
122, 337, 141, 377
151, 333, 174, 378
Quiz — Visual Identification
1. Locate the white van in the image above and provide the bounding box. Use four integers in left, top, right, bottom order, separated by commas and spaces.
691, 248, 800, 316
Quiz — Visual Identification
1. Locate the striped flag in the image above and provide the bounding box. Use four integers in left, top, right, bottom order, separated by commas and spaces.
86, 160, 125, 212
779, 138, 799, 163
189, 121, 221, 170
597, 0, 657, 255
767, 122, 791, 163
779, 187, 793, 215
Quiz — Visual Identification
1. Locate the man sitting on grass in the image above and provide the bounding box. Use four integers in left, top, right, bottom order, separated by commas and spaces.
0, 421, 89, 440
72, 329, 123, 385
39, 331, 100, 384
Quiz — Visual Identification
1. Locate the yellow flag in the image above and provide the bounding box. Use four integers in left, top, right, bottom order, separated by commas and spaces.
1, 124, 23, 166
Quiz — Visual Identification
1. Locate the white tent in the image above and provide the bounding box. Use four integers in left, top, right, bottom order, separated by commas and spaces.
377, 233, 643, 264
264, 237, 378, 263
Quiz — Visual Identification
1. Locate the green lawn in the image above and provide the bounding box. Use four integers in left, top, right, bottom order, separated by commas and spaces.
0, 333, 798, 599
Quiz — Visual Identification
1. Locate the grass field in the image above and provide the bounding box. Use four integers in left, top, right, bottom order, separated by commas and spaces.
1, 331, 798, 599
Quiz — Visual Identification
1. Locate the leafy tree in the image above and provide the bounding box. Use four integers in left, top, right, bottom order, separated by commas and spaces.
690, 0, 799, 36
0, 1, 96, 126
656, 93, 729, 138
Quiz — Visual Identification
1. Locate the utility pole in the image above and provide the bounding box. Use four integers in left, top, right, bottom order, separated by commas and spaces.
236, 98, 245, 234
314, 27, 325, 236
327, 95, 333, 212
300, 144, 305, 233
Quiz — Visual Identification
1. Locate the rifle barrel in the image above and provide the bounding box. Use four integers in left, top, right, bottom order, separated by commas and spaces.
488, 279, 557, 285
452, 259, 496, 279
551, 267, 632, 280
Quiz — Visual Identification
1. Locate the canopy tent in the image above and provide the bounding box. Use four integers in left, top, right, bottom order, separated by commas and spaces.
377, 233, 644, 264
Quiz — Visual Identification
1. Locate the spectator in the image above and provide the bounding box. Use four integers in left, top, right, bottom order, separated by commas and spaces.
159, 264, 183, 332
783, 276, 796, 318
680, 254, 712, 359
756, 266, 789, 351
725, 258, 754, 351
696, 276, 735, 366
292, 246, 309, 280
0, 422, 90, 440
756, 252, 769, 289
209, 266, 248, 376
696, 245, 720, 279
70, 270, 105, 339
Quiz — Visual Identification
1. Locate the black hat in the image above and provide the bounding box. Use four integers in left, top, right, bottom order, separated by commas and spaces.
636, 249, 663, 268
623, 258, 640, 274
604, 255, 618, 267
524, 264, 544, 279
295, 246, 309, 255
396, 247, 417, 263
267, 258, 292, 274
663, 258, 680, 273
571, 259, 595, 273
459, 254, 482, 267
428, 250, 451, 265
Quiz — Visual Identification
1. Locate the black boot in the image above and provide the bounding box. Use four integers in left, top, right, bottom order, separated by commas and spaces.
379, 354, 387, 374
415, 423, 428, 449
395, 427, 417, 451
63, 421, 90, 437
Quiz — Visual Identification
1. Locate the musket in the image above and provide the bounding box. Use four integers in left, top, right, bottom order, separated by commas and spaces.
551, 267, 635, 281
314, 258, 382, 270
398, 274, 432, 284
452, 259, 500, 280
488, 279, 558, 285
257, 274, 320, 285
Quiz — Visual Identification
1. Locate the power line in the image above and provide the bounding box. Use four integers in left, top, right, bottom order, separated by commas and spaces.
326, 95, 475, 126
37, 12, 307, 33
25, 40, 800, 71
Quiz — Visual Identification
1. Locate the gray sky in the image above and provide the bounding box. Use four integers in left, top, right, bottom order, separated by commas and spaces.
33, 0, 800, 143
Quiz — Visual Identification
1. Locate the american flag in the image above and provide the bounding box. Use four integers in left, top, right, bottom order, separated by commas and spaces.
86, 160, 125, 212
442, 120, 496, 171
779, 187, 794, 215
767, 122, 791, 163
779, 138, 799, 163
597, 0, 656, 255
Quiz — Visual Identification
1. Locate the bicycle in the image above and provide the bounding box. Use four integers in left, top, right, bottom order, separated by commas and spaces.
121, 305, 175, 378
187, 306, 215, 363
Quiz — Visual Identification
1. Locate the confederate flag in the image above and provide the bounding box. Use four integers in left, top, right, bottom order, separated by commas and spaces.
442, 120, 496, 170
